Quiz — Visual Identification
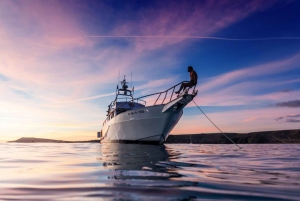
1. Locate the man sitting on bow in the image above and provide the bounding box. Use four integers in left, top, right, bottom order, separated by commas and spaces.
175, 66, 198, 94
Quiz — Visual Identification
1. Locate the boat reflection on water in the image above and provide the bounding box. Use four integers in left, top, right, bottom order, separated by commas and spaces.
98, 143, 179, 180
98, 143, 169, 170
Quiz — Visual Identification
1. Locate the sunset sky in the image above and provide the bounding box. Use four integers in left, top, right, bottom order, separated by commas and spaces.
0, 0, 300, 142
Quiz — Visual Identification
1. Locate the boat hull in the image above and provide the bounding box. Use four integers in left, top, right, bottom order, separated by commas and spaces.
100, 94, 195, 144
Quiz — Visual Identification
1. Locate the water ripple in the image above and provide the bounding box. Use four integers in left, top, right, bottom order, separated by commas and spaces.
0, 143, 299, 200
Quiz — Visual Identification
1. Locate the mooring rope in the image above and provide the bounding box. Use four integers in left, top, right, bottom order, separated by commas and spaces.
192, 100, 242, 149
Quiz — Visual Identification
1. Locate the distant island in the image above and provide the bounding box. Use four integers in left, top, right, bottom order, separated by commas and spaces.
166, 129, 300, 144
8, 137, 99, 143
8, 129, 300, 144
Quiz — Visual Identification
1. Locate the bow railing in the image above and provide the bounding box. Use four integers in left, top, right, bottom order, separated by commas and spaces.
134, 81, 196, 106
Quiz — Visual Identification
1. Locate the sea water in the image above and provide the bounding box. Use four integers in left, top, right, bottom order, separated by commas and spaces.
0, 143, 299, 200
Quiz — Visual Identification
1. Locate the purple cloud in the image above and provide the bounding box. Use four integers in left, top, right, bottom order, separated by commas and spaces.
287, 114, 300, 118
275, 117, 284, 121
276, 100, 300, 108
275, 113, 300, 123
281, 89, 292, 93
286, 119, 300, 123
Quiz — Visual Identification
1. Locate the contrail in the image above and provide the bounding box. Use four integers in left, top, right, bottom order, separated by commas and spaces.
56, 92, 115, 103
86, 35, 300, 41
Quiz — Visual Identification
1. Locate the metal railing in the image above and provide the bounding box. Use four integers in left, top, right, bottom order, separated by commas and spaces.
135, 81, 196, 106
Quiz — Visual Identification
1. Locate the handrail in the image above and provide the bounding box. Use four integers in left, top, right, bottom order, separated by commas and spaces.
135, 98, 146, 105
170, 87, 175, 102
135, 81, 197, 106
136, 81, 188, 100
154, 93, 161, 105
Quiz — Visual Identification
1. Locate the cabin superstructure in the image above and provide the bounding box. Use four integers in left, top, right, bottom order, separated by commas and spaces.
103, 76, 145, 126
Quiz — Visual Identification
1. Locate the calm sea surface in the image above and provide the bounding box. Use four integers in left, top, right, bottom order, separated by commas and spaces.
0, 143, 299, 200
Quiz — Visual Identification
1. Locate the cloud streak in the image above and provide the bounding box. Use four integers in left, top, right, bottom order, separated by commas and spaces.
108, 0, 279, 51
191, 52, 300, 107
87, 35, 300, 41
53, 92, 116, 104
196, 53, 300, 94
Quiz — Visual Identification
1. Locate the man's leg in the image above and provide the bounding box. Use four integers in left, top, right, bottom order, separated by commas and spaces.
175, 82, 193, 94
175, 83, 184, 94
182, 82, 194, 92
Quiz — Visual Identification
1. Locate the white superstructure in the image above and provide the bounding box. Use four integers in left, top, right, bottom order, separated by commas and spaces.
97, 77, 197, 144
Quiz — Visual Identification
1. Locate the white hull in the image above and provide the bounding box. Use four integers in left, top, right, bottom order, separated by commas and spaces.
100, 94, 194, 144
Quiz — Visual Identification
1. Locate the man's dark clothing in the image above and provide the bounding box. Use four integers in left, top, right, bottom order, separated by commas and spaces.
176, 70, 198, 94
189, 70, 198, 85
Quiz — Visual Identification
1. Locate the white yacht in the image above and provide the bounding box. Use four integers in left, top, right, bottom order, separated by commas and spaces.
97, 77, 197, 144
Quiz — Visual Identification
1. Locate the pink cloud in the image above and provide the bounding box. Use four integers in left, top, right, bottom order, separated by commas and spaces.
243, 117, 257, 122
110, 0, 278, 51
136, 77, 176, 91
